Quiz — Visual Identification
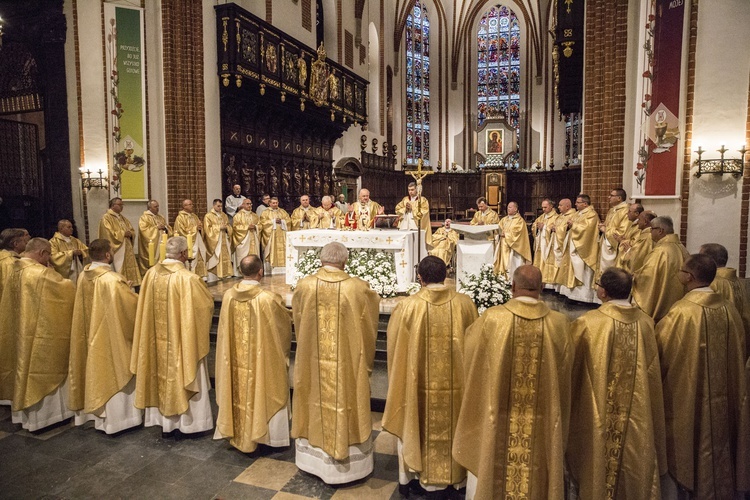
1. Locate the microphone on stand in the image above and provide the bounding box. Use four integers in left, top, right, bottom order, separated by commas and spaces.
448, 185, 452, 212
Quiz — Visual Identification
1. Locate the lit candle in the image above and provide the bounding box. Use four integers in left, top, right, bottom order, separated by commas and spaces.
148, 240, 155, 267
187, 232, 193, 259
159, 233, 167, 263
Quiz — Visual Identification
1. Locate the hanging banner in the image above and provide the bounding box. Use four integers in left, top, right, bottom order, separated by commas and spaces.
104, 3, 147, 200
634, 0, 687, 197
555, 0, 584, 115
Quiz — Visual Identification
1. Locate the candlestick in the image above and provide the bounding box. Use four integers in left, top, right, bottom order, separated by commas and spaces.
148, 240, 155, 267
187, 233, 193, 259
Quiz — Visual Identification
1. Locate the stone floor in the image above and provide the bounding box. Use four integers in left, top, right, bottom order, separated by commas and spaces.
0, 277, 596, 499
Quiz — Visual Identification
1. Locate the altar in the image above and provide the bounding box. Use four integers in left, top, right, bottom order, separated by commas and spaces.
452, 223, 498, 290
285, 229, 429, 292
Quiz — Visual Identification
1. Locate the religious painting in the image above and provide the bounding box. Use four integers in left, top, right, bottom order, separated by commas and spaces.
486, 129, 504, 155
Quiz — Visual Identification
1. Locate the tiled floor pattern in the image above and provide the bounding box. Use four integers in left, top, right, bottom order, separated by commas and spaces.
0, 403, 412, 500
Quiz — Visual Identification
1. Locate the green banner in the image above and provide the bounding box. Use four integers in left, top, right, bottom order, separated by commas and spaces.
105, 3, 147, 200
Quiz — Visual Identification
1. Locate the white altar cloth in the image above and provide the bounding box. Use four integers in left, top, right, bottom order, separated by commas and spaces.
456, 240, 495, 290
286, 229, 428, 292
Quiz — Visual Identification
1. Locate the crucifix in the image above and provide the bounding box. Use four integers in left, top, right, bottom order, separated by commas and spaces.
405, 158, 433, 280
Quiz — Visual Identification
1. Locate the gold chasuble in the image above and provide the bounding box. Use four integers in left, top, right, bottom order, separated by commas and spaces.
291, 267, 380, 460
291, 206, 320, 231
215, 282, 293, 453
260, 208, 292, 267
632, 233, 689, 322
137, 210, 174, 274
0, 250, 20, 400
49, 232, 89, 281
614, 220, 640, 268
453, 298, 572, 500
429, 228, 460, 266
494, 214, 532, 278
5, 258, 75, 411
550, 208, 576, 285
568, 302, 667, 499
316, 206, 343, 229
383, 286, 478, 487
395, 196, 433, 247
620, 227, 653, 274
469, 208, 500, 240
655, 290, 750, 497
173, 210, 207, 278
355, 200, 382, 229
68, 264, 138, 414
130, 261, 214, 416
231, 209, 261, 261
203, 209, 234, 279
711, 267, 750, 358
532, 212, 558, 283
99, 209, 141, 286
557, 206, 600, 289
597, 202, 630, 280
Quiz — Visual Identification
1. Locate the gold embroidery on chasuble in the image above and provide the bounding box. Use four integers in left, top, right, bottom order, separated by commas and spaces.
604, 320, 639, 499
702, 306, 733, 498
230, 301, 257, 449
153, 271, 173, 405
316, 279, 341, 455
422, 303, 457, 485
500, 316, 543, 499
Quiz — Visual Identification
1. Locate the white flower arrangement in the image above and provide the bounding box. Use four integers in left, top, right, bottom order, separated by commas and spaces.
458, 264, 512, 314
292, 247, 399, 298
405, 282, 422, 295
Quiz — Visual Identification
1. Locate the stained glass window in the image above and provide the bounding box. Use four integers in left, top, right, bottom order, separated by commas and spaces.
405, 2, 430, 165
477, 5, 521, 152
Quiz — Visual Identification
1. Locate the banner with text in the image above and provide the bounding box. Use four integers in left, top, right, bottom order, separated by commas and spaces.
635, 0, 688, 198
105, 3, 147, 200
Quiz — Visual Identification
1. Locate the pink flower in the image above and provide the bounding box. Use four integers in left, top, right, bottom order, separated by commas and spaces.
648, 14, 655, 21
643, 70, 652, 78
637, 163, 644, 170
644, 93, 651, 100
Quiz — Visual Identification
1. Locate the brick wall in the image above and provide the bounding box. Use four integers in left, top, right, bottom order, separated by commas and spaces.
582, 0, 629, 217
679, 0, 699, 246
161, 0, 208, 219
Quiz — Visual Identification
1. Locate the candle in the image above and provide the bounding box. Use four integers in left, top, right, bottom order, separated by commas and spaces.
148, 240, 155, 267
187, 232, 193, 259
158, 233, 167, 263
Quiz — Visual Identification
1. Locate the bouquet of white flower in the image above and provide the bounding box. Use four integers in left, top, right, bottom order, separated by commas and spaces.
458, 264, 512, 314
292, 247, 399, 298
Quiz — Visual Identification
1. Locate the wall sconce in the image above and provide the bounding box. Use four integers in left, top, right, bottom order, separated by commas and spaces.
694, 145, 747, 178
80, 169, 109, 190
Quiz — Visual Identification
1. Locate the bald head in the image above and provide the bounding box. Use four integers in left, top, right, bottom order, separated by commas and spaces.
239, 254, 264, 279
558, 198, 572, 212
512, 265, 542, 299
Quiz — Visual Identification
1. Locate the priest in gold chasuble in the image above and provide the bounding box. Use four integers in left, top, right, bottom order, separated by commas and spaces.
290, 195, 320, 231
550, 199, 576, 288
203, 199, 234, 280
99, 197, 141, 286
429, 219, 460, 266
567, 268, 667, 500
558, 195, 600, 303
260, 197, 292, 268
655, 255, 750, 499
395, 182, 432, 247
700, 243, 750, 358
0, 228, 29, 404
383, 256, 478, 492
215, 255, 293, 453
493, 202, 532, 279
469, 197, 500, 241
68, 239, 143, 434
613, 203, 644, 269
291, 242, 380, 484
531, 199, 558, 286
173, 199, 208, 279
619, 211, 655, 274
632, 216, 689, 323
130, 237, 215, 434
50, 219, 89, 283
354, 188, 384, 230
596, 189, 630, 281
315, 196, 343, 229
232, 198, 261, 276
137, 200, 174, 275
4, 238, 75, 431
453, 266, 572, 500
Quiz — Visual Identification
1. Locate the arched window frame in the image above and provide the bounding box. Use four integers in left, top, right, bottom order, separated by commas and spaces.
476, 4, 521, 156
404, 1, 430, 166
